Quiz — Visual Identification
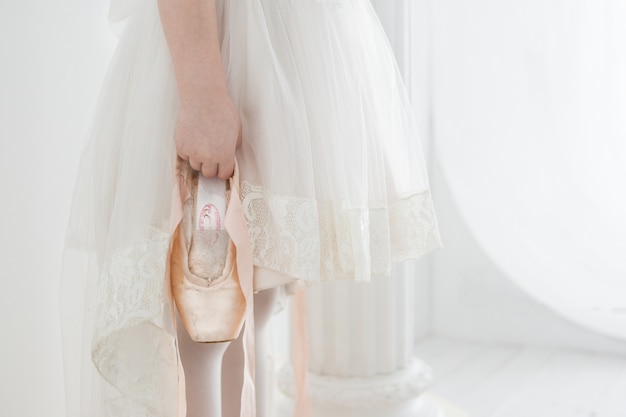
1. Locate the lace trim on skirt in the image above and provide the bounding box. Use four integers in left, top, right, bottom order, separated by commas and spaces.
241, 181, 442, 282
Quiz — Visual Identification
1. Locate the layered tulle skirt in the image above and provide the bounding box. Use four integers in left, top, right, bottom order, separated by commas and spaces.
60, 0, 442, 415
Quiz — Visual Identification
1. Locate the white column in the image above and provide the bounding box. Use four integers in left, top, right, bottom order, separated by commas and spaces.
276, 265, 443, 417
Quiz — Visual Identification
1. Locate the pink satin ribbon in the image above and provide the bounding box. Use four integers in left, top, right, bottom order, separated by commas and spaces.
168, 165, 188, 417
224, 164, 257, 417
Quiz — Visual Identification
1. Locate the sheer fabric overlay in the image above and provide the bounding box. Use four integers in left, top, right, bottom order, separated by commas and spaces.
60, 0, 442, 416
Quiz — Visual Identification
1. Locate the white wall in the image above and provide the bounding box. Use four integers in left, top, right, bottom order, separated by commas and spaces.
0, 2, 116, 416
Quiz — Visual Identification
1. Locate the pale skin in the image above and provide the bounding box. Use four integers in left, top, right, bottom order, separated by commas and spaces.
158, 0, 240, 180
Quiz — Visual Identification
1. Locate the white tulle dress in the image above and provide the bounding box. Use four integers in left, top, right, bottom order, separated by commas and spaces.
60, 0, 443, 416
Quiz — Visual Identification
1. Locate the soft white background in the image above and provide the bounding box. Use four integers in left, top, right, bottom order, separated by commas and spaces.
1, 1, 116, 415
426, 0, 626, 348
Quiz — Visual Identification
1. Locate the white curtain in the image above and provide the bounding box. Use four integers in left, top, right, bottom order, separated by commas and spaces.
426, 0, 626, 340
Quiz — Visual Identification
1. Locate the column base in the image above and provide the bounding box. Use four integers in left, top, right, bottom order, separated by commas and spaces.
275, 390, 444, 417
276, 357, 443, 417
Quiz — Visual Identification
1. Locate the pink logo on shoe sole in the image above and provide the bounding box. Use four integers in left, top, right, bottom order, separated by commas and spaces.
199, 204, 222, 231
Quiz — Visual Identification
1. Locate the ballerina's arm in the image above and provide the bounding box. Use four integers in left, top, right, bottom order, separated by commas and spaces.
157, 0, 241, 180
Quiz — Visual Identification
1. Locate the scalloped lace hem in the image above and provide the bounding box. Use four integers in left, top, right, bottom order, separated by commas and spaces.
240, 181, 443, 283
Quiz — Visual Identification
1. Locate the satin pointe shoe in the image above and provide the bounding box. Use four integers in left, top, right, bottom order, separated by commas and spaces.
169, 161, 247, 343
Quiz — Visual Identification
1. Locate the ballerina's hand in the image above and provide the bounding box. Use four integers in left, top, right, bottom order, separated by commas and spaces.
174, 89, 242, 180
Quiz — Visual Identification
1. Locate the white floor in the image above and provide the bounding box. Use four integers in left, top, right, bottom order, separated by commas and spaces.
415, 336, 626, 417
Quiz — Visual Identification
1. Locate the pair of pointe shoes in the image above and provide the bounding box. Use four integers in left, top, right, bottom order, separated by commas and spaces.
169, 160, 246, 343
